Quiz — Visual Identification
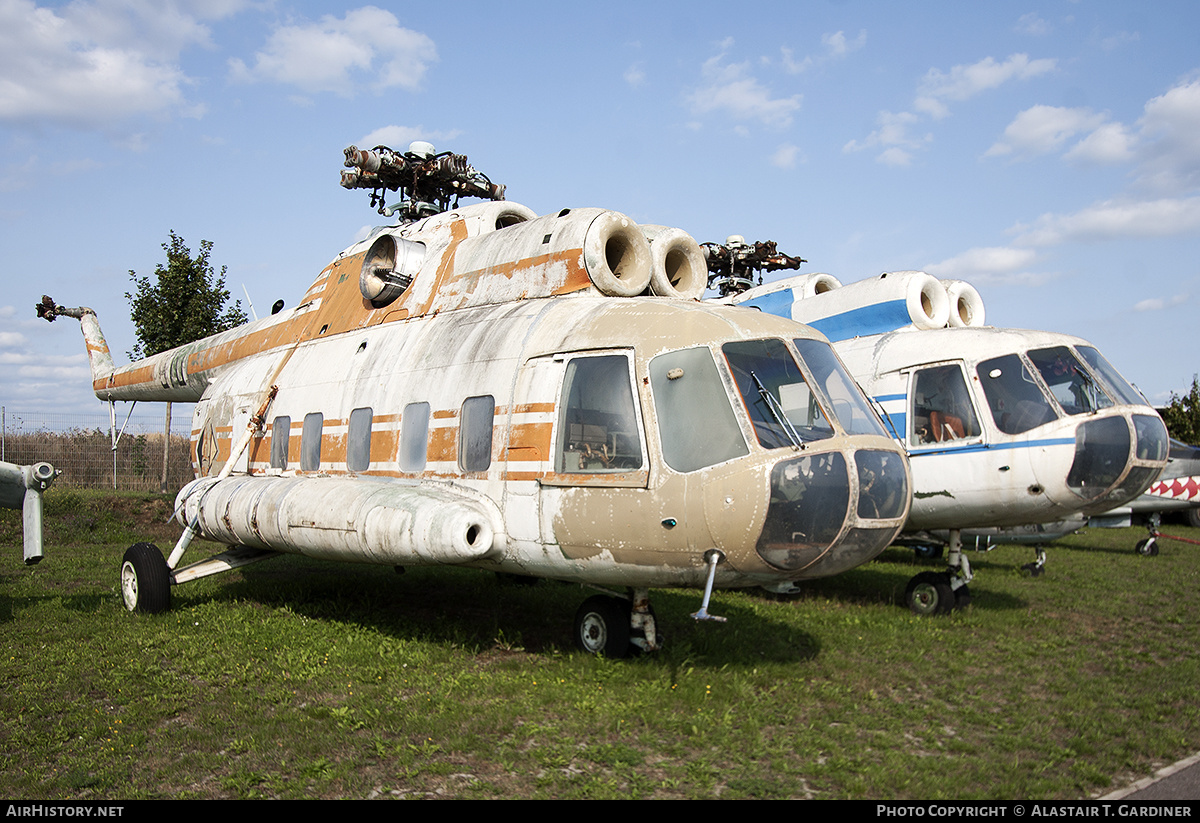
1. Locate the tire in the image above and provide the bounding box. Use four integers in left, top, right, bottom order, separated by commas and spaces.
913, 544, 944, 561
574, 595, 631, 657
905, 571, 953, 616
120, 543, 171, 614
1135, 537, 1159, 557
953, 584, 972, 610
1188, 508, 1200, 529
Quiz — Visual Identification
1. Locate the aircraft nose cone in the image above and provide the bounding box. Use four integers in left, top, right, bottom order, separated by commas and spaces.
755, 450, 908, 576
1068, 413, 1169, 511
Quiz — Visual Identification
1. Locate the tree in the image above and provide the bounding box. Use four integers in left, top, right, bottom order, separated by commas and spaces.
1161, 375, 1200, 444
125, 230, 247, 359
125, 231, 248, 490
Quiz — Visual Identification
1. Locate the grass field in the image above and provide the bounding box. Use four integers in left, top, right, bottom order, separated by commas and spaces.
1, 489, 1198, 799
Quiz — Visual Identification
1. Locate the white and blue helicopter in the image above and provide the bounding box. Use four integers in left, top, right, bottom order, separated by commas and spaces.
705, 242, 1169, 614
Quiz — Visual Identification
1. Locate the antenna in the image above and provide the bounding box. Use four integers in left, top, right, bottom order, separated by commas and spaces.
241, 284, 258, 321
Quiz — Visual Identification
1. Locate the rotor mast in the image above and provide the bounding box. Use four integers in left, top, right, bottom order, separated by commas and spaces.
339, 141, 506, 223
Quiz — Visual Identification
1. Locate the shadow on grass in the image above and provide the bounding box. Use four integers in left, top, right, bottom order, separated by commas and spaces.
168, 554, 824, 667
768, 550, 1034, 613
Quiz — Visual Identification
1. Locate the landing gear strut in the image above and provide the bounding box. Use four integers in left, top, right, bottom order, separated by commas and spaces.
1135, 513, 1160, 556
573, 587, 662, 658
904, 528, 972, 615
1021, 546, 1047, 576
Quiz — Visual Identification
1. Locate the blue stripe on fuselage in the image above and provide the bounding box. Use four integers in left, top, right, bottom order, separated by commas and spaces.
909, 437, 1076, 458
737, 289, 795, 318
807, 300, 911, 341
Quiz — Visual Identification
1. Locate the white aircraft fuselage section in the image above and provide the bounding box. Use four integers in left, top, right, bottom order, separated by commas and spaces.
832, 326, 1167, 531
58, 201, 912, 593
730, 272, 1169, 536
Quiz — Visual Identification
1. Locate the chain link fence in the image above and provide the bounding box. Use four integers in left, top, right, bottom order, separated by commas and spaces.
1, 406, 196, 491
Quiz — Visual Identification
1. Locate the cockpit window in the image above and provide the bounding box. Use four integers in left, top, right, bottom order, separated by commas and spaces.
1027, 346, 1113, 415
1076, 346, 1148, 407
649, 347, 749, 472
793, 338, 890, 438
910, 364, 981, 446
977, 354, 1058, 435
557, 354, 644, 473
723, 339, 833, 447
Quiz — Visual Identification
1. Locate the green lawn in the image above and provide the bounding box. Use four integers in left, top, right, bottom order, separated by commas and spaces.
2, 490, 1197, 799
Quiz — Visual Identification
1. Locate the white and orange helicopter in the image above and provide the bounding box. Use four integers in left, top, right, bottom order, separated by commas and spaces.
705, 242, 1169, 613
39, 143, 911, 656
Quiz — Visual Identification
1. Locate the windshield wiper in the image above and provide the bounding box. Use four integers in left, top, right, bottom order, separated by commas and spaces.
750, 370, 803, 448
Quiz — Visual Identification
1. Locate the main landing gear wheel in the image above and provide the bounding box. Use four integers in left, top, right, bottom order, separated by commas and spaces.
1135, 537, 1159, 557
905, 572, 954, 616
120, 543, 171, 614
913, 544, 944, 561
574, 595, 632, 658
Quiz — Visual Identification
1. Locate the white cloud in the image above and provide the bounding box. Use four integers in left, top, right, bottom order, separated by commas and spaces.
229, 7, 437, 96
770, 143, 803, 169
356, 125, 461, 151
822, 30, 866, 58
843, 110, 929, 165
1099, 31, 1140, 52
1011, 197, 1200, 247
688, 49, 802, 128
1063, 121, 1135, 164
0, 0, 209, 129
1015, 13, 1051, 37
985, 76, 1200, 188
778, 30, 865, 75
778, 47, 812, 75
985, 105, 1108, 157
848, 53, 1056, 166
1133, 294, 1188, 312
925, 246, 1041, 284
624, 63, 645, 87
1133, 77, 1200, 193
914, 54, 1056, 120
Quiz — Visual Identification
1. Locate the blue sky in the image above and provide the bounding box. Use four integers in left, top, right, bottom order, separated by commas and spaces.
3, 0, 1200, 415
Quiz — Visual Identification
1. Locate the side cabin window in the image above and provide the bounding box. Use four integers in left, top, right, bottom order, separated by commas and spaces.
460, 395, 495, 472
910, 365, 981, 446
399, 402, 430, 472
270, 415, 290, 469
977, 355, 1058, 435
347, 407, 373, 472
301, 412, 323, 471
557, 354, 644, 473
649, 347, 747, 472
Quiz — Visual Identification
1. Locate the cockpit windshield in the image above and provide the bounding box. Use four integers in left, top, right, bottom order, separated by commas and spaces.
723, 339, 834, 447
1075, 346, 1149, 407
1027, 346, 1113, 415
792, 338, 890, 438
977, 354, 1059, 435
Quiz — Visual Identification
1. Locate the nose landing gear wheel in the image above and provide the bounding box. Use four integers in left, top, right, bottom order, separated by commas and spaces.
574, 595, 631, 658
905, 571, 954, 616
120, 542, 172, 614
